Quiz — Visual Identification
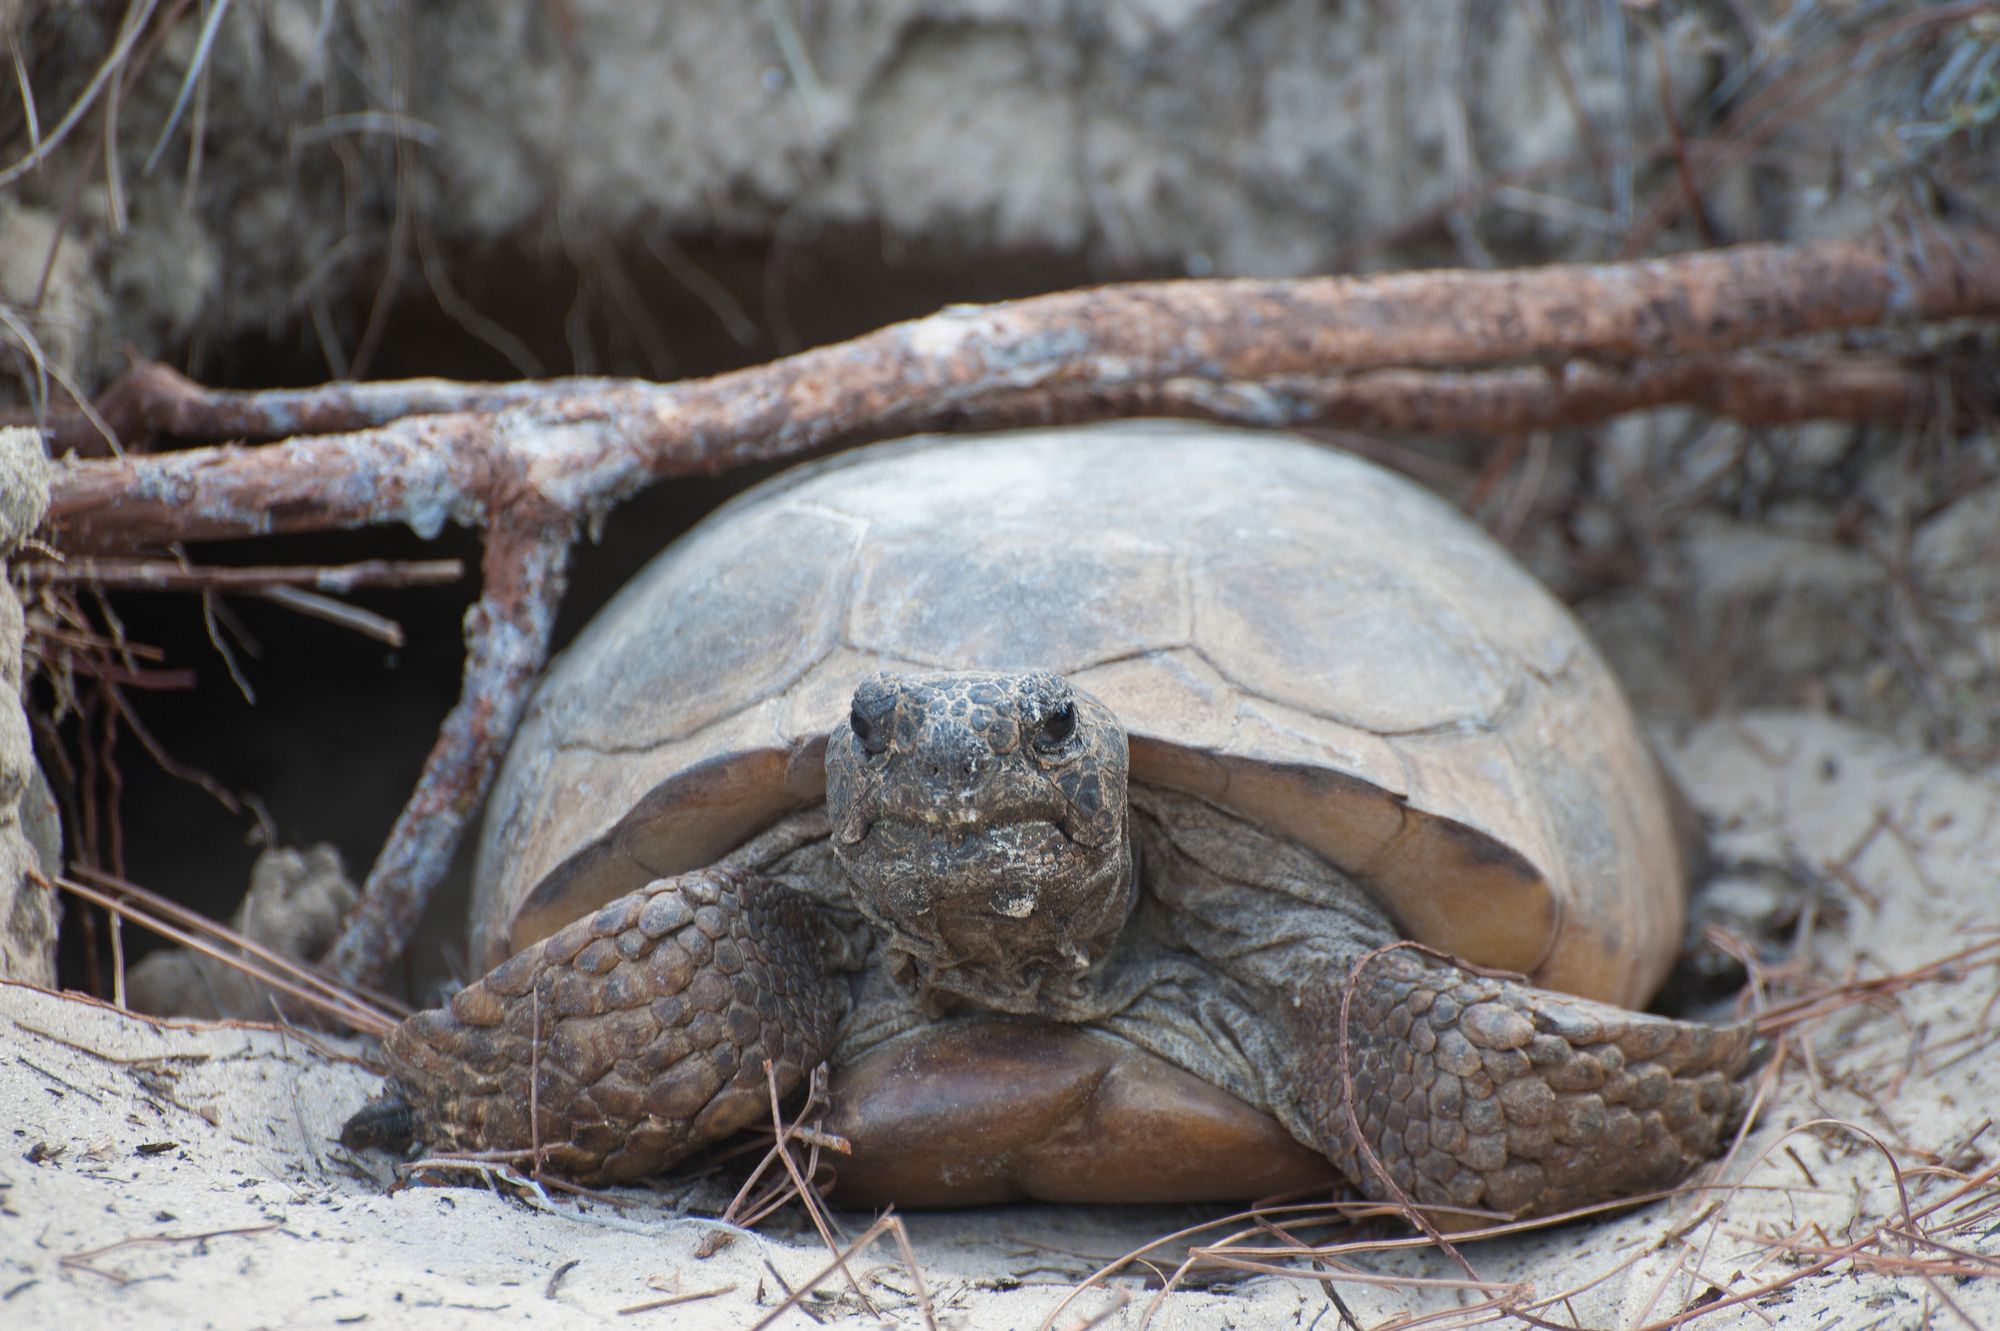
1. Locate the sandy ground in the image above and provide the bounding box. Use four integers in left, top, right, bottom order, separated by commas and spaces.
4, 710, 1997, 1330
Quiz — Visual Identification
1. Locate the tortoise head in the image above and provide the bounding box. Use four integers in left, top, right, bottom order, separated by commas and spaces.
825, 670, 1134, 1011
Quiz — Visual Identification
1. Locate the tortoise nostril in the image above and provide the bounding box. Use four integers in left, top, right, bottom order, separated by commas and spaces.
1034, 701, 1077, 751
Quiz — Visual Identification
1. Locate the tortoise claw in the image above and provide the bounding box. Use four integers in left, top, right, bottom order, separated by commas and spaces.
339, 1092, 416, 1153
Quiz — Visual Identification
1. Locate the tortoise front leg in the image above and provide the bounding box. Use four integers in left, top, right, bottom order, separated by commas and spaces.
1296, 948, 1755, 1226
341, 867, 851, 1184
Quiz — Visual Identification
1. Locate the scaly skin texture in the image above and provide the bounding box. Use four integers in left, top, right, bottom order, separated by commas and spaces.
344, 866, 851, 1183
346, 671, 1753, 1216
826, 670, 1134, 1012
1300, 948, 1752, 1225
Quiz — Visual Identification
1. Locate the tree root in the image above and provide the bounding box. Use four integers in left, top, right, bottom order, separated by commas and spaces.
30, 228, 2000, 990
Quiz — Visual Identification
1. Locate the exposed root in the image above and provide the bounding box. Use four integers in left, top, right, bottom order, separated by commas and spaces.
28, 229, 1998, 989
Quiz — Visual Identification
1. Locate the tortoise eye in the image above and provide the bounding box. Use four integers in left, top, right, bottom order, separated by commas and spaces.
850, 703, 889, 755
849, 675, 899, 755
1034, 701, 1077, 751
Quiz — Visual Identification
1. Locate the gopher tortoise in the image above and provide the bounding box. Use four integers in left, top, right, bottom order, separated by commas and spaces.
344, 421, 1751, 1223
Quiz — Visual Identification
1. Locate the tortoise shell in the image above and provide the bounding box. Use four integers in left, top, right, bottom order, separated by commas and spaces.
471, 422, 1681, 1008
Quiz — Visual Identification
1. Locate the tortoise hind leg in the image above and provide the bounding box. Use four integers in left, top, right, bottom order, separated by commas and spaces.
1295, 948, 1754, 1227
341, 866, 851, 1184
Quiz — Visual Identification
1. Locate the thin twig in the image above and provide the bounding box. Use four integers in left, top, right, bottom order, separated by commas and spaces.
52, 866, 403, 1033
59, 1221, 281, 1284
255, 586, 406, 647
16, 556, 463, 592
616, 1284, 736, 1316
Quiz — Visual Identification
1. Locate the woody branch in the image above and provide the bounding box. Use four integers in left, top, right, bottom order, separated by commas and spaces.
33, 229, 2000, 989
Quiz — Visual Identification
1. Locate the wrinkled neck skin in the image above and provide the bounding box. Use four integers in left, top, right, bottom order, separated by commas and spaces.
825, 670, 1138, 1014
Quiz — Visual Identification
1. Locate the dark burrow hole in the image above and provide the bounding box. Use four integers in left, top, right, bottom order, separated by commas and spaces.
43, 227, 1169, 998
